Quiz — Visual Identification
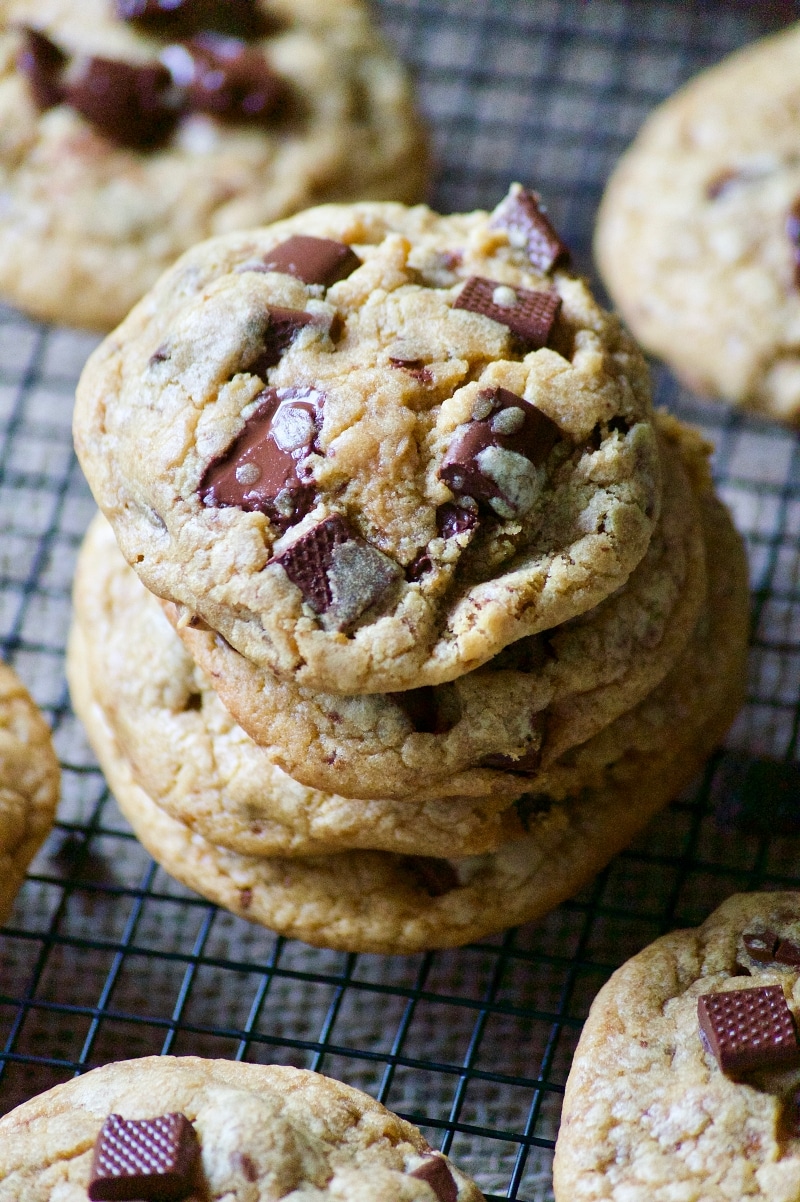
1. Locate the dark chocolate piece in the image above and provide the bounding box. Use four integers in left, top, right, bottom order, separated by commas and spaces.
436, 502, 479, 540
174, 33, 286, 123
18, 28, 66, 111
438, 386, 560, 518
88, 1112, 199, 1201
246, 306, 314, 376
776, 939, 800, 966
260, 235, 361, 287
697, 985, 800, 1077
743, 929, 779, 963
116, 0, 278, 39
453, 276, 561, 351
405, 550, 433, 582
389, 356, 433, 385
788, 199, 800, 289
270, 514, 401, 629
404, 857, 460, 899
712, 753, 800, 836
65, 56, 178, 148
200, 385, 323, 532
409, 1154, 458, 1202
491, 184, 570, 274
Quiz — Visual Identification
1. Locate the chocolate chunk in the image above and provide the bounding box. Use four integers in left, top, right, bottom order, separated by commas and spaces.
788, 200, 800, 289
65, 56, 178, 148
409, 1154, 458, 1202
453, 276, 561, 351
491, 184, 570, 274
117, 0, 278, 39
713, 754, 800, 836
743, 929, 779, 963
246, 306, 314, 376
438, 386, 560, 518
260, 235, 362, 287
170, 33, 286, 123
270, 514, 402, 630
697, 985, 800, 1077
88, 1112, 199, 1201
404, 857, 460, 898
436, 501, 479, 540
405, 550, 433, 582
389, 357, 433, 385
200, 386, 323, 532
18, 28, 66, 111
776, 939, 800, 966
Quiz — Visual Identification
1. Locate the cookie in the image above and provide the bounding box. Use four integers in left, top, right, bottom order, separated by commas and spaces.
167, 418, 707, 802
74, 190, 662, 694
68, 513, 521, 859
595, 23, 800, 422
68, 496, 746, 953
554, 893, 800, 1201
0, 1055, 483, 1200
0, 0, 426, 331
0, 659, 60, 923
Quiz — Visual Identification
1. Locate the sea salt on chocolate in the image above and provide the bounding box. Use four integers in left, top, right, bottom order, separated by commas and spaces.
261, 235, 362, 287
438, 386, 560, 519
271, 514, 402, 630
453, 276, 561, 351
491, 183, 570, 275
89, 1112, 199, 1200
409, 1153, 458, 1202
697, 985, 800, 1077
199, 386, 323, 531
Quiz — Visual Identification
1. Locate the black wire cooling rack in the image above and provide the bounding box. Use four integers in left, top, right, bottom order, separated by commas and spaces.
2, 2, 800, 1198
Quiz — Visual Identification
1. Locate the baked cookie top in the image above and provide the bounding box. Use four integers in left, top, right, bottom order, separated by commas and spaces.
74, 191, 661, 694
0, 658, 60, 923
554, 893, 800, 1201
0, 0, 426, 330
0, 1055, 483, 1200
595, 23, 800, 422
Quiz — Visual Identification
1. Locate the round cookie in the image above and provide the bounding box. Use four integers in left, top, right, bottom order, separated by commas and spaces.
0, 0, 426, 331
69, 497, 747, 953
595, 23, 800, 422
0, 1055, 483, 1200
554, 893, 800, 1201
0, 659, 60, 923
74, 191, 662, 694
167, 419, 707, 802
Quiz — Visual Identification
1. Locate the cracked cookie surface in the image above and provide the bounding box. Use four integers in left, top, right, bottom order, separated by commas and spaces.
74, 195, 661, 694
596, 23, 800, 422
0, 1055, 483, 1200
555, 893, 800, 1201
0, 0, 426, 330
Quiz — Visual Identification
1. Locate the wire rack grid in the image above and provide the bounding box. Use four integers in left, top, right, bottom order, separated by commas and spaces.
1, 2, 799, 1199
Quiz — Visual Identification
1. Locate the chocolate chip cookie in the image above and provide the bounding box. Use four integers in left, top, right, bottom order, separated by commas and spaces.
0, 1055, 483, 1200
595, 23, 800, 422
74, 190, 662, 694
0, 659, 60, 923
555, 893, 800, 1201
0, 0, 426, 330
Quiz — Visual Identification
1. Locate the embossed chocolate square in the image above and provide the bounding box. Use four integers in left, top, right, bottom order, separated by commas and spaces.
89, 1111, 200, 1200
697, 985, 800, 1077
453, 276, 561, 351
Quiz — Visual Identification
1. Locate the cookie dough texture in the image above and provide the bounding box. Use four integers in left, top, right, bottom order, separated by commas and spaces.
168, 419, 706, 801
0, 1056, 484, 1200
595, 23, 800, 422
554, 893, 800, 1201
0, 0, 427, 331
74, 198, 662, 694
0, 659, 60, 922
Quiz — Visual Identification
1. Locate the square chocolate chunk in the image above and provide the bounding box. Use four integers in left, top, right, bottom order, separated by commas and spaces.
697, 985, 800, 1077
89, 1112, 199, 1200
491, 184, 571, 275
453, 276, 561, 351
260, 235, 361, 287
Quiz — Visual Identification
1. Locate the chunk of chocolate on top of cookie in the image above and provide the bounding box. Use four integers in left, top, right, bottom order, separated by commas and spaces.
453, 277, 561, 352
697, 984, 800, 1078
89, 1111, 200, 1200
490, 183, 571, 275
739, 924, 800, 968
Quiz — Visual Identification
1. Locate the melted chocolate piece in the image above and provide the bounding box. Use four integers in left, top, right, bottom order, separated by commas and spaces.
405, 550, 432, 582
697, 985, 800, 1077
246, 306, 314, 376
200, 386, 323, 532
117, 0, 277, 39
409, 1155, 458, 1202
788, 199, 800, 289
270, 514, 401, 630
175, 33, 286, 123
438, 386, 560, 518
743, 929, 779, 963
436, 502, 478, 540
89, 1112, 199, 1200
453, 276, 561, 351
65, 56, 178, 148
404, 856, 460, 898
18, 28, 66, 111
491, 184, 571, 274
260, 235, 362, 287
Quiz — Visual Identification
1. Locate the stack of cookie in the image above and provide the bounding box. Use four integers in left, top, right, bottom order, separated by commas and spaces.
69, 188, 750, 954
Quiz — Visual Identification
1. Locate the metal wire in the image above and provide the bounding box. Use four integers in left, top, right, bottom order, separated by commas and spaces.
1, 3, 798, 1198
